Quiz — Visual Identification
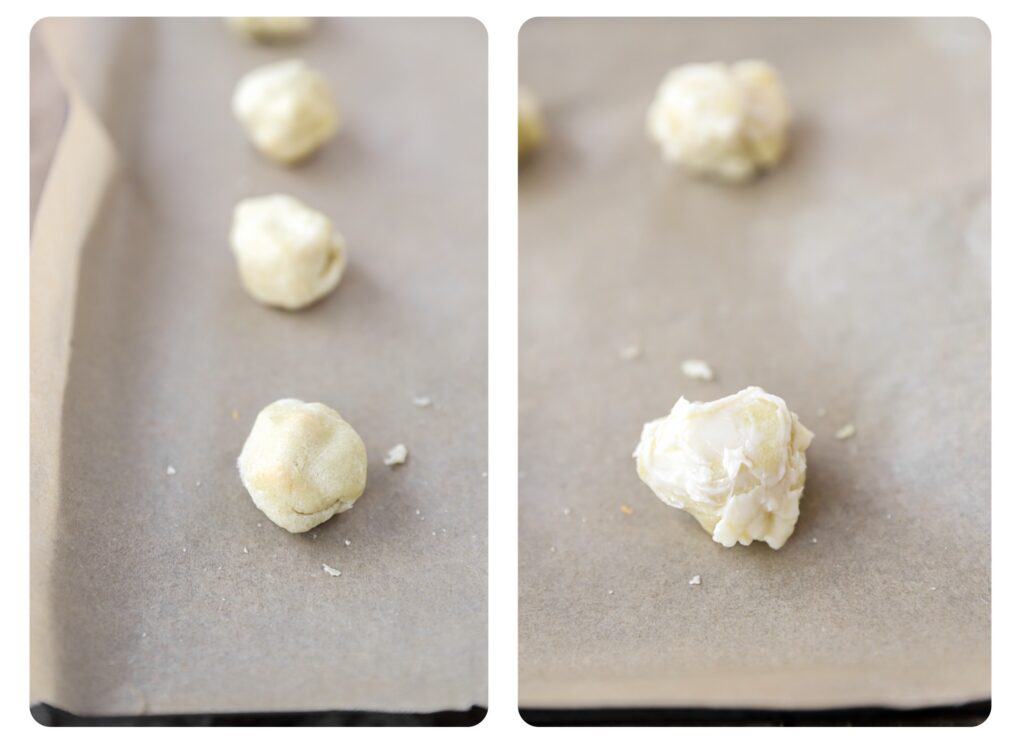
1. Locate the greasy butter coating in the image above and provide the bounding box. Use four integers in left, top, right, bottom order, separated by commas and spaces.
635, 386, 812, 549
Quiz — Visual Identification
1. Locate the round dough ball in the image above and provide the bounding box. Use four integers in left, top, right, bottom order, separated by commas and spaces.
238, 399, 367, 533
232, 59, 339, 164
518, 87, 545, 160
230, 194, 346, 310
646, 60, 790, 182
225, 17, 313, 43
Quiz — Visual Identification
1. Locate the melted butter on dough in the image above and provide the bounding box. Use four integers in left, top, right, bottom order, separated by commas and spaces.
635, 386, 812, 549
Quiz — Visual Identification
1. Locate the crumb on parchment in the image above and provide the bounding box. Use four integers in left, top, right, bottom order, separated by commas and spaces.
681, 359, 715, 381
384, 444, 408, 466
835, 424, 856, 440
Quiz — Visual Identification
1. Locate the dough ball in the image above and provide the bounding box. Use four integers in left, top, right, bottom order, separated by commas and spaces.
238, 399, 367, 533
646, 60, 791, 182
230, 194, 345, 310
518, 87, 545, 160
232, 59, 339, 164
225, 17, 313, 43
634, 387, 813, 549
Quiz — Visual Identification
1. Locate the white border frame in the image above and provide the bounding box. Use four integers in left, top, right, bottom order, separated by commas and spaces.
7, 0, 1020, 749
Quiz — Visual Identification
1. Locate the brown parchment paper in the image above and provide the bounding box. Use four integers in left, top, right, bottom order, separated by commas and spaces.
31, 17, 487, 716
519, 18, 990, 710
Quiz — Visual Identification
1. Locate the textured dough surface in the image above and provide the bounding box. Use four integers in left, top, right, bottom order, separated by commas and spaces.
225, 17, 313, 43
635, 386, 812, 549
646, 60, 790, 182
238, 398, 367, 533
232, 58, 339, 164
230, 193, 346, 310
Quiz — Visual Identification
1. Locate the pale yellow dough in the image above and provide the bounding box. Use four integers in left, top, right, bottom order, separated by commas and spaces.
232, 59, 339, 164
238, 399, 367, 533
225, 17, 313, 43
635, 387, 812, 549
230, 194, 345, 310
519, 87, 545, 160
646, 60, 791, 182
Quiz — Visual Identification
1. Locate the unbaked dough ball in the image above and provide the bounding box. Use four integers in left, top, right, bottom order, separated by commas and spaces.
232, 59, 339, 164
518, 87, 545, 160
230, 194, 345, 310
646, 60, 791, 182
225, 17, 313, 43
238, 399, 367, 533
634, 387, 813, 549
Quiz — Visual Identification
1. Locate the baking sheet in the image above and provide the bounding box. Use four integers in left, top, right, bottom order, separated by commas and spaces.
30, 17, 487, 716
518, 18, 990, 710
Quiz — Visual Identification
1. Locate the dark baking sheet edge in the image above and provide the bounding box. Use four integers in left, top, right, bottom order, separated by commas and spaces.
519, 700, 990, 727
31, 703, 488, 727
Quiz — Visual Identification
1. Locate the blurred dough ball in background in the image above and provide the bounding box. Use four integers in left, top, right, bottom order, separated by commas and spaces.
225, 17, 313, 44
518, 87, 545, 161
230, 194, 346, 310
238, 399, 367, 533
232, 58, 339, 164
646, 60, 791, 182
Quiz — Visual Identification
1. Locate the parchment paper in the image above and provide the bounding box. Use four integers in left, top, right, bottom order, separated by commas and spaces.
519, 18, 990, 710
31, 17, 487, 716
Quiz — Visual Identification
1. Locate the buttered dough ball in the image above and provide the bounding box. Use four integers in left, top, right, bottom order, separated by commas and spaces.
635, 387, 813, 549
238, 399, 367, 533
230, 194, 345, 310
518, 87, 545, 160
646, 60, 791, 182
225, 17, 313, 43
232, 59, 339, 164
